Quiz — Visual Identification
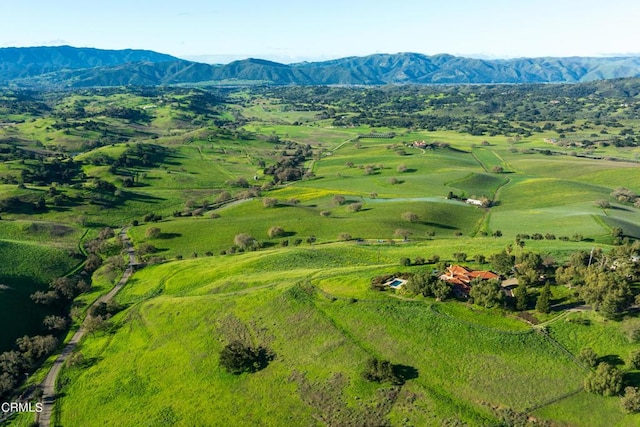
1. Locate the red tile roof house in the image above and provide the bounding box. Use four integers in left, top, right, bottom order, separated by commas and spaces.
439, 265, 500, 297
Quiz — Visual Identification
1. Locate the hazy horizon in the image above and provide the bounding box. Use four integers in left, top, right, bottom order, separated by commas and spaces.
2, 0, 640, 64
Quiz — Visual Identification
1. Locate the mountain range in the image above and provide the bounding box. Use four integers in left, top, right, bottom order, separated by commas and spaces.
2, 46, 640, 87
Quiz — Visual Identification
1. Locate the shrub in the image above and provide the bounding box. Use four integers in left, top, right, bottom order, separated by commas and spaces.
394, 229, 412, 241
333, 195, 346, 205
453, 252, 467, 262
621, 319, 640, 343
338, 233, 352, 241
263, 197, 278, 208
362, 357, 403, 385
268, 226, 285, 238
145, 227, 161, 239
578, 347, 598, 368
219, 341, 272, 375
400, 258, 411, 266
396, 164, 407, 173
234, 233, 256, 249
143, 213, 162, 223
401, 212, 419, 222
347, 202, 363, 212
320, 210, 331, 217
621, 387, 640, 413
474, 254, 486, 264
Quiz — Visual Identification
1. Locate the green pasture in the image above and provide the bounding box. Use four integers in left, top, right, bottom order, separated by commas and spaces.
471, 147, 514, 172
128, 195, 486, 258
533, 311, 640, 426
54, 253, 601, 426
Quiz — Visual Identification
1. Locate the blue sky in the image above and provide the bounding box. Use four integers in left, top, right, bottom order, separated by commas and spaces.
2, 0, 639, 63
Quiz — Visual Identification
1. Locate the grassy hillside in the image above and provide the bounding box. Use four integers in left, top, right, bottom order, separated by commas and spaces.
54, 254, 600, 426
3, 85, 640, 426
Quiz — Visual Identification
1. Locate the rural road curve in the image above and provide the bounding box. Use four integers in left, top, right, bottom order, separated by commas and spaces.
37, 227, 137, 427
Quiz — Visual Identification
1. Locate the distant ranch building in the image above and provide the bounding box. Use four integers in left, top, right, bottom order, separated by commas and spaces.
465, 198, 484, 206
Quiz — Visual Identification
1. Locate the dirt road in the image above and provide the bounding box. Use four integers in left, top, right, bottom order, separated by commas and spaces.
37, 228, 136, 427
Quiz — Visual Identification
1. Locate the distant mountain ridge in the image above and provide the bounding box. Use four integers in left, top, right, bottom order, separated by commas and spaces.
2, 46, 640, 87
0, 45, 178, 82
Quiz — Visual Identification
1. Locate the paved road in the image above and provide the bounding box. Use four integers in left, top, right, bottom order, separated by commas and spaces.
37, 228, 136, 427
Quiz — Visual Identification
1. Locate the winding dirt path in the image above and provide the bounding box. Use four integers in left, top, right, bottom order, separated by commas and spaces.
37, 227, 137, 427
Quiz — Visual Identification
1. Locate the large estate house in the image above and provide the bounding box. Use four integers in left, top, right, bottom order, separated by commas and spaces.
439, 265, 500, 295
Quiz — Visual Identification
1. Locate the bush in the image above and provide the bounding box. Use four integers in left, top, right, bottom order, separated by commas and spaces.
219, 341, 272, 375
347, 202, 363, 212
401, 212, 419, 222
268, 226, 285, 238
332, 195, 346, 205
394, 229, 411, 241
338, 233, 352, 241
145, 227, 161, 239
263, 197, 278, 208
143, 213, 162, 222
578, 347, 598, 368
362, 357, 403, 385
621, 387, 640, 413
400, 257, 411, 266
621, 319, 640, 343
234, 233, 256, 249
453, 252, 467, 262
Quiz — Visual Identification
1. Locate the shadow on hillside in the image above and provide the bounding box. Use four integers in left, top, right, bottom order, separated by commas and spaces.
609, 205, 632, 212
598, 354, 624, 367
422, 221, 457, 230
159, 232, 182, 239
393, 364, 419, 383
121, 191, 166, 203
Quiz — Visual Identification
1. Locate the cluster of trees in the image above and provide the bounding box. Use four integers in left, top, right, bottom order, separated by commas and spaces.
555, 243, 640, 319
405, 271, 452, 301
20, 157, 83, 185
251, 81, 640, 142
263, 142, 313, 184
578, 346, 640, 413
1, 227, 126, 398
0, 335, 58, 397
107, 143, 168, 177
